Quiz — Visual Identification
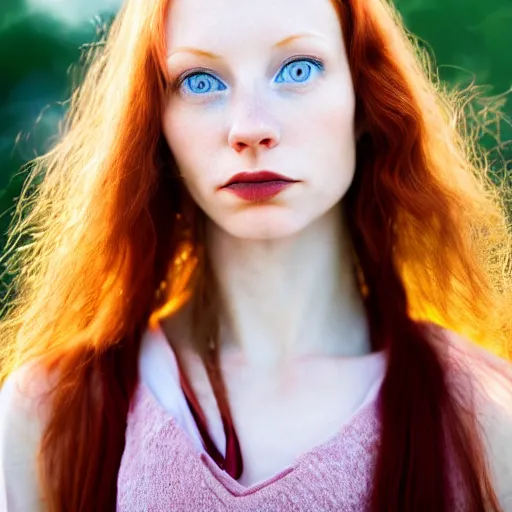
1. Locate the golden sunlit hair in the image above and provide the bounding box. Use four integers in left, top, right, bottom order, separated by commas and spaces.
0, 0, 511, 509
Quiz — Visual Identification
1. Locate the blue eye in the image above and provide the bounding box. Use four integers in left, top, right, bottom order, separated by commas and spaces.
180, 73, 228, 95
177, 57, 324, 96
275, 57, 324, 84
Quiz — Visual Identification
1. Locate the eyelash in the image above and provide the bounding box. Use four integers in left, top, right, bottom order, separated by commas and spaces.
171, 55, 325, 93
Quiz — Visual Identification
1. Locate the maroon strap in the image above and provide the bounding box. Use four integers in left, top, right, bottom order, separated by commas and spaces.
174, 352, 244, 479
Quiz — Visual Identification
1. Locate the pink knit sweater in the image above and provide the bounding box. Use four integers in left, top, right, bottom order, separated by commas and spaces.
115, 323, 481, 511
117, 377, 382, 511
116, 324, 386, 511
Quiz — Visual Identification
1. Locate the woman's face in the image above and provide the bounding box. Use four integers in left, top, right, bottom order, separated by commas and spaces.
162, 0, 357, 240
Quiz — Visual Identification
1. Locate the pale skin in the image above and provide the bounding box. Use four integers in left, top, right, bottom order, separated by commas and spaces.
160, 0, 512, 499
162, 0, 371, 370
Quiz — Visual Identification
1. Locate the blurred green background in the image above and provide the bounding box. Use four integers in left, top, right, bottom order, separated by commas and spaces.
0, 0, 511, 264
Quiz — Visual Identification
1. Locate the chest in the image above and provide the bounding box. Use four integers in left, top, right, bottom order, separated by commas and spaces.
180, 350, 383, 487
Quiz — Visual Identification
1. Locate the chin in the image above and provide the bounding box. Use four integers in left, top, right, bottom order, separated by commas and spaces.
230, 227, 298, 240
220, 213, 306, 241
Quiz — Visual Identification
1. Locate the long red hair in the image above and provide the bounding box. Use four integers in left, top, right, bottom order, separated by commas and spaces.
1, 0, 511, 510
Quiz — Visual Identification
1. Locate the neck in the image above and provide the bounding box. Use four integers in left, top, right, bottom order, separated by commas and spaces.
201, 202, 371, 369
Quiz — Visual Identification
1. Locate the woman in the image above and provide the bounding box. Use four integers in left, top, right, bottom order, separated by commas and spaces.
0, 0, 511, 510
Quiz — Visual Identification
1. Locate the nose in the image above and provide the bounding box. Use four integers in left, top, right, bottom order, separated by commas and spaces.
227, 94, 280, 154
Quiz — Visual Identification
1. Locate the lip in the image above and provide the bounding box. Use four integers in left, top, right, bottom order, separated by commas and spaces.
222, 181, 295, 201
220, 170, 299, 202
221, 170, 297, 188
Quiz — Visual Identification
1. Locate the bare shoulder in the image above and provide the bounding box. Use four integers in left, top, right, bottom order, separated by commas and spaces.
0, 362, 50, 511
434, 326, 512, 509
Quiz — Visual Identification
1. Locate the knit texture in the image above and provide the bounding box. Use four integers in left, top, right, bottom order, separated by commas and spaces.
117, 379, 382, 511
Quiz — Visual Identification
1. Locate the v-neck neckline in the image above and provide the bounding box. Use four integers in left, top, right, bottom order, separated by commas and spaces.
153, 321, 387, 484
137, 371, 384, 497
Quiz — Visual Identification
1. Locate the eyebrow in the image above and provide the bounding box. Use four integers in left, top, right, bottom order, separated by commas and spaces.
167, 33, 324, 60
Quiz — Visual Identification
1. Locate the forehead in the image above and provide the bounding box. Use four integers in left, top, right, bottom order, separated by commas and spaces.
165, 0, 342, 51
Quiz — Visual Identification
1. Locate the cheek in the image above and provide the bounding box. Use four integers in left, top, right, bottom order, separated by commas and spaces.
162, 105, 197, 163
162, 106, 214, 186
317, 87, 356, 141
298, 95, 356, 170
288, 80, 356, 149
307, 92, 357, 193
